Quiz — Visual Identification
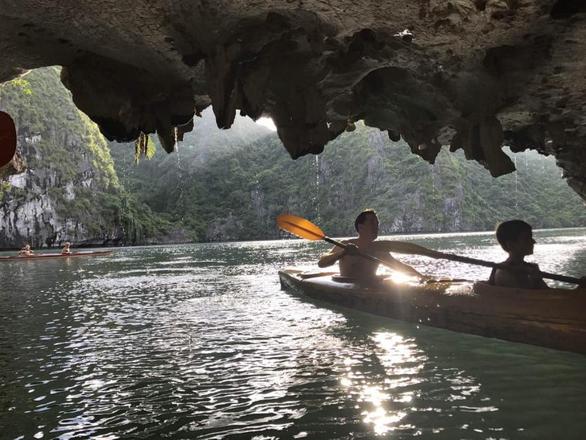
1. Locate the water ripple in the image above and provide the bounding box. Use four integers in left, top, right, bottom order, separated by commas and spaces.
1, 230, 586, 439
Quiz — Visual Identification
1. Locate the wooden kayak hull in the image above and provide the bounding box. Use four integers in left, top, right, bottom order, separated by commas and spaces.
0, 250, 113, 261
279, 269, 586, 355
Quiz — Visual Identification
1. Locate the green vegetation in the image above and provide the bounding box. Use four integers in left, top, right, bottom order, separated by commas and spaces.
0, 67, 168, 245
2, 67, 584, 245
4, 77, 33, 96
134, 133, 157, 163
111, 119, 586, 241
0, 181, 11, 201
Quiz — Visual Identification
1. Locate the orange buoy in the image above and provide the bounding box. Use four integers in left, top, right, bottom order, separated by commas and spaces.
0, 111, 17, 168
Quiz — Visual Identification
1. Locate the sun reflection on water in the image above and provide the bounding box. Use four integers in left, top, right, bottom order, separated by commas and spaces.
2, 231, 585, 439
339, 330, 426, 435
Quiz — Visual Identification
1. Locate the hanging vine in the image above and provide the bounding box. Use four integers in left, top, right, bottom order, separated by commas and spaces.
134, 132, 156, 163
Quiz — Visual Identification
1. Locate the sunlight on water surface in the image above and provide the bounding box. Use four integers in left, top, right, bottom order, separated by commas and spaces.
0, 228, 585, 439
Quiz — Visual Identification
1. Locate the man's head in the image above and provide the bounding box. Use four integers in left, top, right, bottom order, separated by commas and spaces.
496, 220, 535, 256
354, 209, 379, 241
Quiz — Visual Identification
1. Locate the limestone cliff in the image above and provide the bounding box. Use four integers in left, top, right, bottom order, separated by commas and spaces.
111, 121, 585, 241
0, 68, 166, 249
0, 1, 585, 202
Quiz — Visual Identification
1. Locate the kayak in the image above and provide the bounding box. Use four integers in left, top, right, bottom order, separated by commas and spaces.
279, 269, 586, 355
0, 250, 113, 261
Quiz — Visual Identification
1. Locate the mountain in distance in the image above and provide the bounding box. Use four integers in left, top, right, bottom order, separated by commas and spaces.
111, 119, 586, 241
0, 67, 170, 248
1, 67, 583, 248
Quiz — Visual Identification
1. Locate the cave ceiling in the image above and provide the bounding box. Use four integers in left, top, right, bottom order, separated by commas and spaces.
1, 0, 585, 199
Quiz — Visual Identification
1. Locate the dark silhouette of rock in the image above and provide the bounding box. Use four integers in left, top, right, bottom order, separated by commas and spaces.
0, 1, 585, 199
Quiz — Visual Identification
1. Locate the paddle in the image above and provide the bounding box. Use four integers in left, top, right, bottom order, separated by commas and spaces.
276, 214, 582, 285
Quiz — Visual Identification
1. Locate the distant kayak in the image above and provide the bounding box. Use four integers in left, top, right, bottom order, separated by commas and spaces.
0, 250, 113, 261
279, 268, 586, 355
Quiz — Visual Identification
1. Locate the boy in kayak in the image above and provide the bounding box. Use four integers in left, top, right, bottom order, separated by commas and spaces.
488, 220, 549, 289
489, 220, 586, 289
318, 209, 425, 281
61, 242, 72, 255
18, 244, 34, 257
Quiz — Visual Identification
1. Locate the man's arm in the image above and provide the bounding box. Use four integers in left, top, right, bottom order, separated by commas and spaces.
376, 240, 444, 258
318, 242, 359, 268
380, 253, 426, 278
371, 242, 426, 278
318, 245, 345, 268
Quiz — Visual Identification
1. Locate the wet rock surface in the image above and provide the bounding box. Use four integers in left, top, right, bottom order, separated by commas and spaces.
1, 1, 585, 199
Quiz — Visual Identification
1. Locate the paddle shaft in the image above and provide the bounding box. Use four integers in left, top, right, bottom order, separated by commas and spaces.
326, 237, 580, 284
438, 252, 580, 284
322, 236, 392, 268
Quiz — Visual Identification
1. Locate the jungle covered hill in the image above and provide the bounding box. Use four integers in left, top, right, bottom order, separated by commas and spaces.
0, 67, 584, 247
0, 67, 170, 248
110, 117, 586, 242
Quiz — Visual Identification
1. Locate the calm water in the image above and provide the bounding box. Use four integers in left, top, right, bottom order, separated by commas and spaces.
1, 228, 585, 439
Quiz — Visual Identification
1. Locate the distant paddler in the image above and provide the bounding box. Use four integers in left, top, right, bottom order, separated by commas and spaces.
18, 244, 34, 257
61, 242, 72, 255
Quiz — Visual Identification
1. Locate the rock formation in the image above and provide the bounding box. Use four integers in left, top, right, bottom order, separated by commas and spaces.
0, 68, 167, 249
1, 1, 585, 199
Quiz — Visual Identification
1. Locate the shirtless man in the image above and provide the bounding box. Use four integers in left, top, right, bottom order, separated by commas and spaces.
18, 244, 34, 257
61, 242, 72, 255
318, 209, 425, 281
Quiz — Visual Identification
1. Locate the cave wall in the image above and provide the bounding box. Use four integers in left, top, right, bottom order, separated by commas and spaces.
1, 1, 585, 200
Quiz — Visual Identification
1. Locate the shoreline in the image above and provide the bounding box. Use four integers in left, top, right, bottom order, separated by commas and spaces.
1, 225, 584, 252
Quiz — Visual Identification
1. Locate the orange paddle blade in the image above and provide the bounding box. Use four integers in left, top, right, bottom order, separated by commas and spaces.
277, 214, 325, 241
0, 111, 17, 168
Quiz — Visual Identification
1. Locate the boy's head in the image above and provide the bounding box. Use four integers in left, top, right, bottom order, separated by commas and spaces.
355, 209, 379, 240
496, 220, 535, 255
